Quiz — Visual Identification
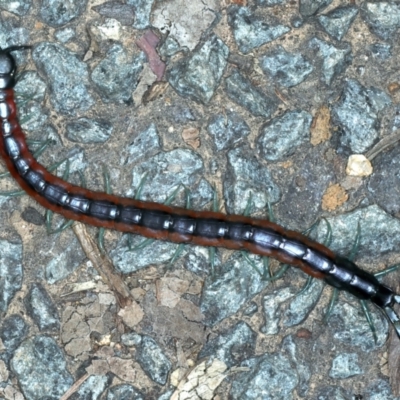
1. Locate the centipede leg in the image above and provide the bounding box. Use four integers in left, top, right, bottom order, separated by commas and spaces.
243, 192, 253, 217
297, 276, 314, 296
208, 186, 219, 277
265, 199, 275, 279
242, 195, 273, 280
98, 227, 106, 254
77, 170, 86, 188
271, 264, 289, 280
168, 188, 191, 268
0, 170, 10, 179
348, 222, 361, 262
323, 221, 361, 326
130, 185, 183, 252
360, 300, 378, 343
374, 263, 400, 278
0, 140, 65, 197
30, 138, 53, 160
0, 189, 25, 196
0, 139, 52, 179
262, 257, 271, 281
46, 160, 75, 234
128, 173, 156, 251
134, 172, 148, 200
97, 165, 113, 254
47, 158, 69, 173
348, 223, 380, 341
242, 252, 264, 276
128, 172, 151, 249
241, 194, 264, 277
46, 211, 74, 234
0, 139, 53, 182
297, 219, 331, 297
323, 288, 339, 324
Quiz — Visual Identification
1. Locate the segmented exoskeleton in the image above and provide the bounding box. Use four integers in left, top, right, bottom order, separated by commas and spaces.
1, 46, 400, 338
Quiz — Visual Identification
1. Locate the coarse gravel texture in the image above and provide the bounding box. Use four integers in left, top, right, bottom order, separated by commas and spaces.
1, 0, 400, 399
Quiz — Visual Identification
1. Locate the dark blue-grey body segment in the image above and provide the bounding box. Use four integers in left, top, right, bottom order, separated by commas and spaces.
2, 107, 398, 310
3, 140, 397, 310
1, 45, 400, 338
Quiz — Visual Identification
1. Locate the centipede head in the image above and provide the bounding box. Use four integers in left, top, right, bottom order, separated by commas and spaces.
382, 295, 400, 338
0, 45, 31, 89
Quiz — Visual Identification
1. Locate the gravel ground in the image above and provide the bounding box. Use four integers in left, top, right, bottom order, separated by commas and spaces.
1, 0, 400, 399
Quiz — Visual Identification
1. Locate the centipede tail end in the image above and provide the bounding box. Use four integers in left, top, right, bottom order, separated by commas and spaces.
382, 295, 400, 338
3, 44, 400, 346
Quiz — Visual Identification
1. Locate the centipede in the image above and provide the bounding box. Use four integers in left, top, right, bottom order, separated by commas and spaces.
1, 45, 400, 340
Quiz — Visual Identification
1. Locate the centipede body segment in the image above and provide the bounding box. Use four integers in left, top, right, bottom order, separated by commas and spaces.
1, 46, 400, 338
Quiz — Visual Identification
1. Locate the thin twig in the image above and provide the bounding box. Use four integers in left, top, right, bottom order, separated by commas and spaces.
365, 130, 400, 161
72, 222, 132, 308
59, 373, 90, 400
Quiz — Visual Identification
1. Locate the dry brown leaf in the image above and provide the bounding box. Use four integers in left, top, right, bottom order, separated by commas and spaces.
182, 127, 200, 149
310, 105, 331, 145
388, 82, 400, 95
171, 359, 228, 400
117, 301, 144, 328
321, 183, 348, 211
143, 81, 169, 104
